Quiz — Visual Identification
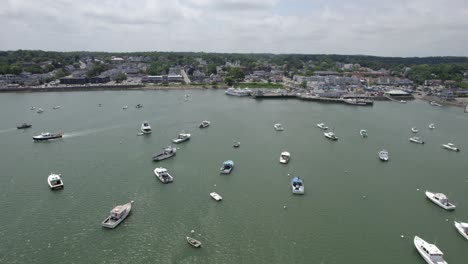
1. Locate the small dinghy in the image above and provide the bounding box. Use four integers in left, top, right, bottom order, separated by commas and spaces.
52, 106, 61, 110
36, 108, 44, 113
317, 123, 328, 130
411, 127, 418, 133
274, 123, 284, 131
140, 121, 151, 134
378, 150, 389, 161
324, 131, 338, 141
291, 177, 304, 194
409, 137, 424, 144
233, 141, 240, 148
429, 123, 435, 129
279, 151, 290, 164
122, 105, 128, 110
152, 146, 176, 161
220, 160, 234, 174
360, 129, 368, 138
186, 237, 202, 248
210, 192, 222, 201
154, 167, 174, 183
47, 173, 64, 190
102, 201, 133, 229
425, 191, 456, 210
454, 221, 468, 240
199, 120, 210, 128
172, 133, 191, 144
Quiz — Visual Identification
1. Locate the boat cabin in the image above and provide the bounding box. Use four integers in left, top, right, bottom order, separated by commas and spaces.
110, 205, 127, 220
433, 193, 450, 205
419, 243, 444, 262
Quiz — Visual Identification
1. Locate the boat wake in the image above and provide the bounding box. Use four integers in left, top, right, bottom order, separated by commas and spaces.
63, 124, 128, 138
0, 128, 16, 134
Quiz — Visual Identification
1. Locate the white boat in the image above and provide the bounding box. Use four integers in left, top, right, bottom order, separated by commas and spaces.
52, 106, 61, 110
409, 137, 425, 144
210, 192, 222, 201
199, 120, 210, 128
378, 150, 389, 161
414, 236, 447, 264
411, 127, 418, 133
429, 123, 435, 129
274, 123, 284, 131
186, 236, 202, 248
317, 123, 328, 130
225, 87, 252, 97
360, 129, 368, 137
220, 160, 234, 174
47, 173, 64, 190
36, 108, 44, 113
454, 221, 468, 240
33, 132, 63, 141
154, 167, 174, 183
172, 133, 191, 143
279, 151, 290, 164
324, 131, 338, 140
399, 100, 407, 103
122, 105, 128, 110
101, 201, 133, 229
425, 191, 456, 210
442, 143, 460, 152
140, 121, 151, 134
291, 177, 304, 194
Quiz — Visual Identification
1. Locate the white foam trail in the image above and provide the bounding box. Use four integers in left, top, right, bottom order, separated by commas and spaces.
0, 128, 16, 134
63, 123, 129, 138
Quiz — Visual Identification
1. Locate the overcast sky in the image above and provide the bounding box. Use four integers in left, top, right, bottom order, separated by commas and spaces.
1, 0, 468, 56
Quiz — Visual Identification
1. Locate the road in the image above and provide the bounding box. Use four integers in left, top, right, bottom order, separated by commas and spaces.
180, 69, 191, 84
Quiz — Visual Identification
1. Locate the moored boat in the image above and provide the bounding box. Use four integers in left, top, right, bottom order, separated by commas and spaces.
274, 123, 284, 131
409, 137, 425, 144
378, 150, 389, 161
36, 108, 44, 113
220, 160, 234, 174
411, 127, 418, 133
52, 105, 61, 109
172, 133, 191, 143
414, 236, 447, 264
47, 173, 64, 190
199, 120, 210, 128
210, 192, 222, 201
154, 167, 174, 183
186, 237, 202, 248
343, 98, 369, 106
454, 221, 468, 240
317, 123, 328, 130
291, 177, 304, 194
442, 143, 459, 152
233, 141, 240, 148
225, 87, 252, 97
425, 191, 456, 210
140, 121, 151, 134
360, 129, 368, 137
279, 151, 290, 164
17, 123, 32, 129
152, 146, 176, 161
429, 123, 435, 129
324, 131, 338, 140
122, 105, 128, 110
33, 132, 63, 141
101, 201, 133, 229
135, 104, 143, 108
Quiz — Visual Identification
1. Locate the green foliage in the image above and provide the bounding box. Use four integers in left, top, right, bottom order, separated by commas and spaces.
207, 64, 217, 74
407, 64, 467, 84
228, 67, 245, 80
113, 72, 127, 83
224, 77, 234, 86
86, 62, 105, 78
147, 61, 170, 75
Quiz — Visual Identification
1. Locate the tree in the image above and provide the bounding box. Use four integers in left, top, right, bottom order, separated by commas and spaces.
207, 64, 217, 74
224, 77, 234, 86
228, 67, 245, 80
113, 73, 127, 83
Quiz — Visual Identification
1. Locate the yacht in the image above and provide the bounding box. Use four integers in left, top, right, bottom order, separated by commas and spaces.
210, 192, 222, 201
47, 173, 64, 190
225, 87, 252, 97
152, 146, 176, 161
186, 237, 202, 248
414, 236, 447, 264
220, 160, 234, 174
199, 120, 210, 128
360, 129, 368, 137
140, 121, 151, 134
378, 150, 389, 161
154, 167, 174, 183
411, 127, 418, 133
52, 106, 61, 110
17, 123, 32, 129
274, 123, 284, 131
279, 151, 291, 164
172, 133, 191, 144
425, 191, 456, 210
36, 108, 44, 113
324, 131, 338, 141
122, 105, 128, 110
454, 221, 468, 240
429, 123, 435, 129
101, 201, 133, 229
409, 137, 425, 144
33, 132, 63, 141
317, 123, 328, 130
291, 177, 304, 194
442, 143, 460, 152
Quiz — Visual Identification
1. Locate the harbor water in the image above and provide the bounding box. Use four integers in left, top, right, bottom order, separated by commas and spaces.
0, 90, 467, 264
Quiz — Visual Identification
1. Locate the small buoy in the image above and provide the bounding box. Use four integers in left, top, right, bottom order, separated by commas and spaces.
417, 188, 420, 191
283, 205, 287, 209
446, 219, 449, 222
287, 173, 290, 176
214, 184, 216, 187
401, 235, 404, 239
191, 230, 195, 233
362, 195, 367, 199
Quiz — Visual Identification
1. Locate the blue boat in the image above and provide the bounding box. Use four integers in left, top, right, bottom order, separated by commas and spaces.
220, 160, 234, 174
291, 177, 304, 194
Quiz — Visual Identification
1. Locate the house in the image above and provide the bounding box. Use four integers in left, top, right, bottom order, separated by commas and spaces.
89, 76, 111, 84
60, 77, 87, 85
191, 71, 206, 82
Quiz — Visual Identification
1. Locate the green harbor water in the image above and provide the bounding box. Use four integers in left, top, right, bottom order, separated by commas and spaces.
0, 90, 467, 264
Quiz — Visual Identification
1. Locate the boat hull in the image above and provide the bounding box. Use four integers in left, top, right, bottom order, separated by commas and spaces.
454, 221, 468, 240
414, 236, 447, 264
425, 191, 456, 210
101, 202, 132, 229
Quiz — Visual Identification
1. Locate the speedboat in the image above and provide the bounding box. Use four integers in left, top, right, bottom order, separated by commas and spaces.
122, 105, 128, 110
409, 137, 425, 144
378, 150, 389, 161
360, 129, 368, 137
17, 123, 32, 129
442, 143, 459, 152
140, 121, 151, 134
274, 123, 284, 131
152, 146, 176, 161
324, 131, 338, 140
154, 167, 174, 183
279, 151, 290, 164
199, 120, 210, 128
291, 177, 304, 194
411, 127, 418, 133
52, 106, 61, 110
172, 133, 191, 143
454, 221, 468, 240
186, 237, 202, 248
414, 236, 447, 264
225, 87, 252, 97
317, 123, 328, 130
429, 123, 435, 129
101, 201, 133, 229
210, 192, 222, 201
425, 191, 456, 210
47, 173, 64, 190
220, 160, 234, 174
36, 108, 44, 113
33, 132, 63, 141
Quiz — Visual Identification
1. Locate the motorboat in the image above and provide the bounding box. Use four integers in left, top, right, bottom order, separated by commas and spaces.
36, 108, 44, 113
101, 201, 133, 229
47, 173, 64, 190
154, 167, 174, 183
210, 192, 222, 201
317, 123, 328, 130
411, 127, 418, 133
152, 146, 176, 161
274, 123, 284, 131
430, 101, 443, 107
233, 141, 240, 148
186, 237, 202, 248
454, 221, 468, 240
442, 143, 459, 152
52, 106, 61, 110
17, 123, 32, 129
122, 105, 128, 110
225, 87, 252, 97
414, 236, 447, 264
135, 104, 143, 108
425, 191, 456, 210
324, 131, 338, 141
140, 121, 151, 134
199, 120, 210, 128
220, 160, 234, 174
378, 150, 389, 161
291, 177, 304, 194
409, 137, 425, 144
33, 132, 63, 141
279, 151, 290, 164
360, 129, 368, 137
429, 123, 435, 129
172, 133, 191, 144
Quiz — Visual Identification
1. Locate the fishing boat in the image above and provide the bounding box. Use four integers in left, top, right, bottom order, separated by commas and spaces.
154, 167, 174, 183
378, 150, 389, 161
414, 236, 447, 264
454, 221, 468, 240
409, 137, 425, 144
52, 106, 61, 110
101, 201, 133, 229
317, 123, 328, 130
220, 160, 234, 174
17, 123, 32, 129
425, 191, 456, 210
199, 120, 210, 128
360, 129, 368, 137
430, 101, 443, 107
279, 151, 290, 164
274, 123, 284, 131
172, 133, 191, 143
210, 192, 222, 201
411, 127, 418, 133
291, 177, 304, 194
186, 237, 202, 248
33, 132, 63, 141
152, 146, 176, 161
47, 173, 64, 190
442, 143, 460, 152
140, 121, 151, 134
36, 108, 44, 113
324, 131, 338, 141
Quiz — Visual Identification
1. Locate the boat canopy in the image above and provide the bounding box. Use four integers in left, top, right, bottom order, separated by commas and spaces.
49, 174, 61, 181
423, 243, 444, 256
434, 193, 448, 200
224, 160, 234, 165
111, 205, 126, 217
